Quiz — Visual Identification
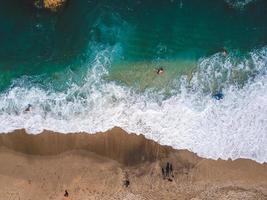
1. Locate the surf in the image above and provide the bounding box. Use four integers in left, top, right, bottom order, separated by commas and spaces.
0, 45, 266, 163
0, 0, 267, 164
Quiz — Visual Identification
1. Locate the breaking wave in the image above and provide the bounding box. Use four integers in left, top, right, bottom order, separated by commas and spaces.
0, 44, 266, 163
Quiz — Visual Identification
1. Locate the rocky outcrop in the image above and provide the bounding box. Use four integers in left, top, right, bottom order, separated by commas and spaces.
34, 0, 66, 11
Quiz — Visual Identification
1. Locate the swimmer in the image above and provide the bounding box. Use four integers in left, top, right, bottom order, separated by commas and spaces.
25, 104, 32, 112
213, 92, 224, 100
222, 48, 228, 56
155, 67, 164, 75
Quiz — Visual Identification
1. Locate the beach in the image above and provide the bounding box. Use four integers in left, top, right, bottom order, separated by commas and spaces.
1, 1, 267, 199
0, 127, 266, 200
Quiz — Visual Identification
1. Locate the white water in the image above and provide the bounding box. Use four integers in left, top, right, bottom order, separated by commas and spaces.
0, 46, 266, 163
225, 0, 257, 9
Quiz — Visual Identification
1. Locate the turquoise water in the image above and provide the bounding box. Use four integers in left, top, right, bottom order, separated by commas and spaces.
0, 0, 267, 162
1, 0, 267, 91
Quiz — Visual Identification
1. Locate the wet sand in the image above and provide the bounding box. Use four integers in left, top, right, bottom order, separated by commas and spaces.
0, 127, 266, 200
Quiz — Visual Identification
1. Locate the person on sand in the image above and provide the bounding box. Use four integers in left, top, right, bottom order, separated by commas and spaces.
155, 67, 164, 75
64, 190, 69, 198
166, 162, 170, 177
124, 179, 130, 187
170, 163, 174, 177
161, 167, 165, 179
123, 172, 130, 187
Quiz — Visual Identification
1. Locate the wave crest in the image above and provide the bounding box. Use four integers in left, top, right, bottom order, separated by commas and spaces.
0, 46, 267, 163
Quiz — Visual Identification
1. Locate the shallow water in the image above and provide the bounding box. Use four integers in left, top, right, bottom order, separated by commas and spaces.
0, 0, 267, 162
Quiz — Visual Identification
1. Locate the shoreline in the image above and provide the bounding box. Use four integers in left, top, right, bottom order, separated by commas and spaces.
0, 127, 266, 164
0, 127, 173, 165
0, 127, 266, 199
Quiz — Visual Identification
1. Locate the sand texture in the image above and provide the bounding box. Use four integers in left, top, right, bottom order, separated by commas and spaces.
0, 127, 266, 200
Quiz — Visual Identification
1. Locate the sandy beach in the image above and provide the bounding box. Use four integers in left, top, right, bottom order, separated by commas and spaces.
1, 1, 267, 199
0, 127, 266, 200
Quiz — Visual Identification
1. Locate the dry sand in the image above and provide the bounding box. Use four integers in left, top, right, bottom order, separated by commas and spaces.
0, 127, 266, 200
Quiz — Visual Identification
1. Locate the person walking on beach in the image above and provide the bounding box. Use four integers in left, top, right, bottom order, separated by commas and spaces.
123, 172, 130, 188
64, 190, 69, 198
161, 167, 165, 179
170, 163, 174, 177
166, 162, 170, 177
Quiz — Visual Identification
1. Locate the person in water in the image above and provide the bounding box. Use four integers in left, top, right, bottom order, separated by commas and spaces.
155, 67, 164, 75
213, 92, 224, 100
24, 104, 32, 112
222, 48, 228, 56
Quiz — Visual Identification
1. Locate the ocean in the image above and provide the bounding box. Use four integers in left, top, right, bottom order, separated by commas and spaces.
0, 0, 266, 162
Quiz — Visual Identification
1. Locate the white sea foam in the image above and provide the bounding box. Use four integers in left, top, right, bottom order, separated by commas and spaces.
0, 46, 266, 163
225, 0, 257, 9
